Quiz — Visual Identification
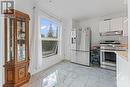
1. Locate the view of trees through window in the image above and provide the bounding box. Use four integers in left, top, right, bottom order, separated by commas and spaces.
40, 18, 59, 57
40, 18, 58, 38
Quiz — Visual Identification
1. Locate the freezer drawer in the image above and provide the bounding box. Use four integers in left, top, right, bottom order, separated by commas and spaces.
71, 50, 90, 66
77, 51, 90, 66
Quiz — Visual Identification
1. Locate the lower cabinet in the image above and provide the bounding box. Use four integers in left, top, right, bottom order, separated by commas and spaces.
4, 62, 30, 87
116, 54, 129, 87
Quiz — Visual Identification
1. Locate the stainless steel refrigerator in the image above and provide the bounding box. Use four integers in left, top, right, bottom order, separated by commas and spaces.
71, 27, 91, 66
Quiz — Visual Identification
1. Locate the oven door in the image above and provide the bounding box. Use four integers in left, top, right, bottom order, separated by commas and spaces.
100, 50, 116, 67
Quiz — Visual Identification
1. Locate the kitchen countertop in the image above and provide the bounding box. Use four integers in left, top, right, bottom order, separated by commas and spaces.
116, 43, 128, 61
115, 51, 128, 61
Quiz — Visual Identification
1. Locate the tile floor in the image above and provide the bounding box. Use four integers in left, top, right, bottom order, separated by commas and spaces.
22, 62, 116, 87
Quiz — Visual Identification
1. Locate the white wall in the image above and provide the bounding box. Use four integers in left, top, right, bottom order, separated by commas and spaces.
62, 18, 72, 60
72, 19, 79, 29
0, 17, 4, 87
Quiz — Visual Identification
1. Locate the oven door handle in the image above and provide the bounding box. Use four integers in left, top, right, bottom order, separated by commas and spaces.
100, 50, 116, 52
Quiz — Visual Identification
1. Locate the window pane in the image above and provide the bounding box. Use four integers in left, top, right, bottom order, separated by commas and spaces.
42, 41, 58, 57
40, 18, 58, 38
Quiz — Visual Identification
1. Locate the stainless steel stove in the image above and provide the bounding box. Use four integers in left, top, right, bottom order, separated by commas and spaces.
100, 40, 121, 70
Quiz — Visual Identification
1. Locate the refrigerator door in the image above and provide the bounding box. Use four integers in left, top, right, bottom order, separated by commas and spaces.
79, 30, 86, 50
75, 28, 91, 66
85, 29, 91, 51
78, 28, 90, 51
76, 51, 90, 66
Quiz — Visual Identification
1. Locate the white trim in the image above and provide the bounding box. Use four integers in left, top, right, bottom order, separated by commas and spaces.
41, 38, 58, 41
38, 15, 62, 57
38, 12, 61, 25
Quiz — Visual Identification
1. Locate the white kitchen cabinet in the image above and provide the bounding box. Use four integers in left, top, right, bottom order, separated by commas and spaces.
123, 17, 128, 36
99, 17, 123, 33
117, 54, 129, 87
110, 17, 123, 31
99, 20, 110, 32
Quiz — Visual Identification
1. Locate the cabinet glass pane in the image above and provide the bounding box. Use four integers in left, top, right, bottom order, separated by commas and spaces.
7, 18, 14, 62
17, 19, 26, 62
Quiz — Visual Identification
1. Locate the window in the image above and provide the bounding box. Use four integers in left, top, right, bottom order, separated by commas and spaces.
40, 18, 59, 58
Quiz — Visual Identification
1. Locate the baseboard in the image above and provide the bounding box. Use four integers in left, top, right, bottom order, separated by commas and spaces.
62, 59, 71, 62
71, 62, 90, 67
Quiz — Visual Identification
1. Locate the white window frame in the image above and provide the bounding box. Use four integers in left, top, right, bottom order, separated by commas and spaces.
38, 15, 62, 58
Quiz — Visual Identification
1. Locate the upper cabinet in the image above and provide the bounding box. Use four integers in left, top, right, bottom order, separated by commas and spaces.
123, 17, 128, 36
99, 20, 110, 32
110, 17, 123, 31
99, 17, 128, 36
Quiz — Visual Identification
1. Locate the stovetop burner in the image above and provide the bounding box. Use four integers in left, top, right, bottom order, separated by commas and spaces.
100, 40, 120, 44
100, 43, 120, 44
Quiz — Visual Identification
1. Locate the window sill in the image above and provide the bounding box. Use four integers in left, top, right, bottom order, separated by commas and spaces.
42, 53, 58, 58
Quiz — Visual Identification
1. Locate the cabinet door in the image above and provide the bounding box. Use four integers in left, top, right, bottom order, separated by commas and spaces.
110, 17, 123, 31
117, 55, 129, 87
99, 20, 110, 32
17, 19, 26, 62
123, 17, 128, 36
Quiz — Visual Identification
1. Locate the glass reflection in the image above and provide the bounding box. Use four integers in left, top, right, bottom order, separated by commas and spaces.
17, 20, 26, 61
42, 70, 58, 87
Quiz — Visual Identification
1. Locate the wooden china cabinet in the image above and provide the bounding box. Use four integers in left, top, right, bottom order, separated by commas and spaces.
4, 10, 30, 87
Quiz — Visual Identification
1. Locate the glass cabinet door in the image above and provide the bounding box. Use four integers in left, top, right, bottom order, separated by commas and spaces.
17, 19, 26, 62
7, 18, 14, 62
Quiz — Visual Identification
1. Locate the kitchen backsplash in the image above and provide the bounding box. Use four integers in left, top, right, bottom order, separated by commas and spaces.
119, 36, 128, 44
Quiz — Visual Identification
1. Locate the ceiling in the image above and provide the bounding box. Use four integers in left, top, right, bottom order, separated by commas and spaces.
35, 0, 127, 20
